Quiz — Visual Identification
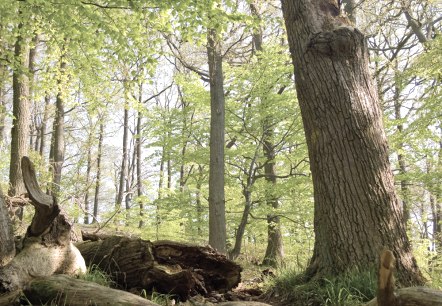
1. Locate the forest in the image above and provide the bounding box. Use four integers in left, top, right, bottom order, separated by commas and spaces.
0, 0, 441, 305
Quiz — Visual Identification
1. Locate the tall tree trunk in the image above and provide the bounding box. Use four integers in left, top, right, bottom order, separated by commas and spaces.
207, 26, 227, 254
136, 86, 144, 228
9, 22, 30, 198
28, 34, 38, 151
196, 165, 204, 237
84, 131, 92, 224
38, 95, 50, 158
49, 59, 66, 196
156, 149, 165, 240
93, 122, 104, 223
0, 65, 6, 143
393, 68, 410, 225
281, 0, 423, 285
116, 98, 129, 214
250, 1, 284, 266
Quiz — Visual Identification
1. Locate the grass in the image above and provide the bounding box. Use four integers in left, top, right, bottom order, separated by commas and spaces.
264, 266, 377, 306
78, 264, 114, 287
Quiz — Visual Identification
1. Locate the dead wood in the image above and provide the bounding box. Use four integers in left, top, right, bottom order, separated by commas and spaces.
23, 274, 159, 306
365, 250, 442, 306
21, 156, 60, 237
0, 157, 86, 293
77, 236, 242, 301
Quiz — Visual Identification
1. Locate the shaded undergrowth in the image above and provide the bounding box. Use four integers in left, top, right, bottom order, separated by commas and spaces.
264, 266, 377, 306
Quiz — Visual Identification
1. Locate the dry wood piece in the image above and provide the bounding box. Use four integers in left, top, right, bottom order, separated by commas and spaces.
77, 236, 242, 301
366, 250, 442, 306
23, 275, 159, 306
0, 157, 86, 293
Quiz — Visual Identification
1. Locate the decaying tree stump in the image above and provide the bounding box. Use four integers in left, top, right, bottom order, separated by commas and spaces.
0, 157, 86, 292
23, 275, 159, 306
77, 236, 242, 301
366, 250, 442, 306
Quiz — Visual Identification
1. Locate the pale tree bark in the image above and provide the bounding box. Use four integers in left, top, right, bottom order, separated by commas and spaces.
281, 0, 423, 285
207, 26, 227, 254
9, 22, 30, 198
93, 121, 104, 223
136, 85, 144, 228
0, 64, 7, 143
28, 34, 39, 150
156, 148, 165, 240
393, 71, 410, 225
116, 95, 129, 215
250, 0, 284, 266
38, 95, 50, 158
84, 126, 93, 224
49, 59, 66, 196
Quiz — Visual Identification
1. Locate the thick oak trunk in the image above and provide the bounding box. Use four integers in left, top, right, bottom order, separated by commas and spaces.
281, 0, 423, 285
77, 235, 242, 301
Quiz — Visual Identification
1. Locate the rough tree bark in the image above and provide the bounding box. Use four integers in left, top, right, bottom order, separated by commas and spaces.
0, 188, 15, 267
280, 0, 423, 285
77, 236, 242, 301
9, 21, 30, 198
207, 25, 227, 254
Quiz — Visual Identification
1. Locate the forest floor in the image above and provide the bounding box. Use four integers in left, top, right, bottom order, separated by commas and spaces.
174, 263, 284, 306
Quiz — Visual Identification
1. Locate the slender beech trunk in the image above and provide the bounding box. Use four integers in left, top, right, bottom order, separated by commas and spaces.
0, 65, 6, 143
28, 34, 38, 151
9, 22, 30, 197
229, 188, 253, 260
93, 122, 104, 223
84, 131, 92, 224
393, 68, 410, 224
39, 95, 50, 158
116, 97, 129, 215
156, 149, 165, 240
207, 26, 227, 254
250, 1, 284, 266
281, 0, 423, 285
136, 86, 144, 228
196, 165, 204, 236
49, 59, 66, 196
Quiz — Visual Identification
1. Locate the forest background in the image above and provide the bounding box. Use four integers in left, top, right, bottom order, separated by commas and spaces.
0, 0, 441, 302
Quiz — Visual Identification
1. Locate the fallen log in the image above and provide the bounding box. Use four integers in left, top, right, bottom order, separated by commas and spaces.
365, 250, 442, 306
22, 274, 159, 306
77, 236, 242, 301
0, 157, 86, 293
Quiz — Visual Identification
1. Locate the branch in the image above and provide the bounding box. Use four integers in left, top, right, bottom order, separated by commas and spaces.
21, 156, 60, 237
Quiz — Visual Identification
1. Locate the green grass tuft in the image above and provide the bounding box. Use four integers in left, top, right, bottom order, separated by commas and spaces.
78, 264, 114, 287
265, 266, 376, 306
